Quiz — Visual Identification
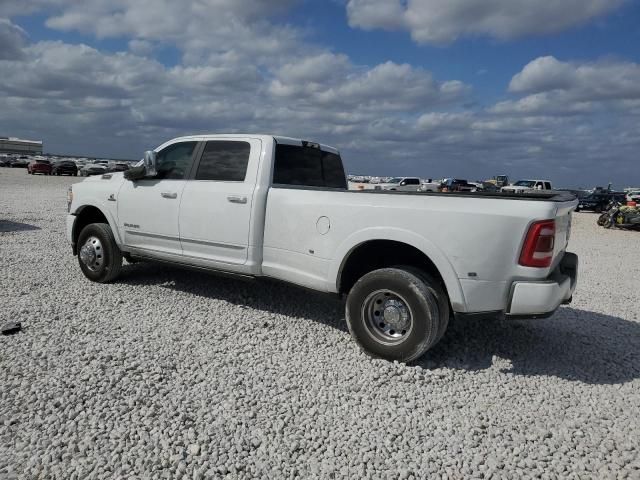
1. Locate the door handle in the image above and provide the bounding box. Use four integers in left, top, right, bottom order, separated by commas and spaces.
161, 192, 178, 199
227, 195, 247, 204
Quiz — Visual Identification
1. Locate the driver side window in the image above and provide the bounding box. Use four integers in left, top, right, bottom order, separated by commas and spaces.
156, 141, 197, 180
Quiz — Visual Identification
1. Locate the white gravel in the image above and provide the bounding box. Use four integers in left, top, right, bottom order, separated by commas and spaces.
1, 167, 639, 479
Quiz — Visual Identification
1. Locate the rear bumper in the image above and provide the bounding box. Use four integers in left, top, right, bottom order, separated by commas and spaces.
506, 252, 578, 317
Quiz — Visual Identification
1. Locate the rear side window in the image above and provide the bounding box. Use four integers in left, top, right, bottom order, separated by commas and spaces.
196, 141, 250, 181
273, 144, 346, 189
405, 178, 420, 185
544, 182, 552, 190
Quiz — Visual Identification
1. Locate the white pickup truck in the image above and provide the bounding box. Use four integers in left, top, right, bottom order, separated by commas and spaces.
374, 177, 422, 191
67, 134, 578, 362
502, 179, 553, 193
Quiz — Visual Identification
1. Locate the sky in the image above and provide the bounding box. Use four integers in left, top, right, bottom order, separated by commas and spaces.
1, 0, 639, 188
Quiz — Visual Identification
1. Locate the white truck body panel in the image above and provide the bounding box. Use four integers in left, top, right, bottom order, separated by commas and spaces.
68, 134, 578, 318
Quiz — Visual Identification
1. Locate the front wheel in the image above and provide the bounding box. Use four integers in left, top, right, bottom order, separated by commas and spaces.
346, 268, 445, 362
77, 223, 123, 283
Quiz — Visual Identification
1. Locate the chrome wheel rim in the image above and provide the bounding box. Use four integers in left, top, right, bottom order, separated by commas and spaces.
362, 290, 413, 344
79, 236, 104, 271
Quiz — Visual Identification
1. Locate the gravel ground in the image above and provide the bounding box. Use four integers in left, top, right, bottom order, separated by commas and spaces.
1, 167, 639, 479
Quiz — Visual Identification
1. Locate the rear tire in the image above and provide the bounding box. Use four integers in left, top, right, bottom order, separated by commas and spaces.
77, 223, 123, 283
394, 265, 450, 344
346, 268, 444, 362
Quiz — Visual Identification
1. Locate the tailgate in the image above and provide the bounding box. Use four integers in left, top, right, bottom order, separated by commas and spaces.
551, 200, 578, 269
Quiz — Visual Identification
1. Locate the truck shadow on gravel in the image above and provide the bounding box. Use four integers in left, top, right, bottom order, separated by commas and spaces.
120, 264, 639, 385
419, 308, 640, 385
119, 263, 349, 333
0, 220, 41, 232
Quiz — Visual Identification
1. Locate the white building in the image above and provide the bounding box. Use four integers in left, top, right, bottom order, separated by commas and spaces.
0, 137, 43, 155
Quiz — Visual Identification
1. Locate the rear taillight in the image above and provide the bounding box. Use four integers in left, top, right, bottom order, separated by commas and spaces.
519, 219, 556, 268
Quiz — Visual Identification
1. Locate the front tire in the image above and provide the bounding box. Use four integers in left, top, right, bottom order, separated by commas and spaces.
346, 268, 444, 362
77, 223, 123, 283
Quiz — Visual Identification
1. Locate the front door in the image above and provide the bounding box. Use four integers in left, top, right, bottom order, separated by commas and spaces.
117, 140, 198, 256
179, 139, 261, 265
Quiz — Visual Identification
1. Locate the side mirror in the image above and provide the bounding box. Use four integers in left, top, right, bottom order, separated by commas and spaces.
144, 150, 157, 177
400, 181, 407, 186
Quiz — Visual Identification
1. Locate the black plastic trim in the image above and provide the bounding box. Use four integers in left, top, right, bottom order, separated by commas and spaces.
270, 185, 577, 202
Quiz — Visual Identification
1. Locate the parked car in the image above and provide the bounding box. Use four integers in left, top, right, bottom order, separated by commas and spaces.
9, 156, 30, 168
52, 160, 79, 176
80, 162, 109, 176
480, 182, 500, 193
375, 177, 422, 191
67, 134, 578, 362
626, 190, 640, 203
502, 179, 553, 193
27, 159, 52, 175
418, 179, 440, 192
557, 189, 589, 201
110, 162, 130, 172
439, 178, 474, 192
577, 191, 627, 212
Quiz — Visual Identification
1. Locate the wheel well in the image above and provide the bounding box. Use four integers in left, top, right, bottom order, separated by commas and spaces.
338, 240, 447, 295
72, 206, 109, 254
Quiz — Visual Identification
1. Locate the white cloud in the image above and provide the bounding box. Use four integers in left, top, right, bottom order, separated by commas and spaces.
0, 17, 27, 60
270, 58, 470, 112
494, 56, 640, 117
346, 0, 625, 44
510, 56, 640, 101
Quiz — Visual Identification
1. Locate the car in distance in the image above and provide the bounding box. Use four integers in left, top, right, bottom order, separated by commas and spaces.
626, 190, 640, 203
79, 161, 109, 176
52, 160, 79, 176
375, 177, 422, 191
27, 159, 53, 175
67, 134, 578, 362
577, 191, 627, 212
9, 156, 30, 168
110, 162, 131, 172
418, 179, 440, 192
502, 179, 553, 193
439, 178, 474, 192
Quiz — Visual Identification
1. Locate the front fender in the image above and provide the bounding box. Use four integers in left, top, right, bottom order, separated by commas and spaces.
71, 201, 122, 247
328, 227, 467, 312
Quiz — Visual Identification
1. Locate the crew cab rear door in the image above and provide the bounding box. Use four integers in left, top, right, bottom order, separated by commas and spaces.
178, 138, 262, 265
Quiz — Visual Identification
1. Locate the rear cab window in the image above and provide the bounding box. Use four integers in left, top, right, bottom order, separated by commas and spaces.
195, 141, 251, 181
273, 143, 347, 189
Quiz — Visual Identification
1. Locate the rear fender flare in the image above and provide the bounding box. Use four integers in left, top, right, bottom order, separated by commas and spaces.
329, 227, 467, 312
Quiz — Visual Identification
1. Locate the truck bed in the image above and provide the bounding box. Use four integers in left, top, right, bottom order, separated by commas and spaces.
351, 189, 577, 202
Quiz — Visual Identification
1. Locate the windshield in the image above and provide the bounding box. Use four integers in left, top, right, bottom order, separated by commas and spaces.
388, 177, 402, 184
514, 180, 536, 187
